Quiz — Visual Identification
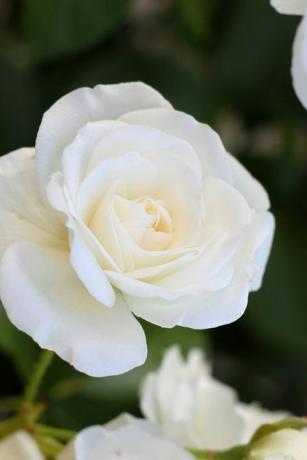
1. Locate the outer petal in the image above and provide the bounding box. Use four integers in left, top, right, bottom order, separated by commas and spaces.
248, 212, 275, 292
0, 148, 65, 256
0, 241, 146, 377
177, 267, 250, 329
228, 154, 270, 211
0, 431, 43, 460
58, 420, 194, 460
270, 0, 307, 14
292, 16, 307, 109
124, 263, 249, 329
120, 108, 232, 182
36, 82, 172, 197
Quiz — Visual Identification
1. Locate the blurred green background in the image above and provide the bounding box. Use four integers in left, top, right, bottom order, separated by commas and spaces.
0, 0, 307, 429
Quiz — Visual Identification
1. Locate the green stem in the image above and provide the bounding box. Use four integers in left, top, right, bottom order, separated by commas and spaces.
35, 424, 76, 441
34, 433, 64, 458
23, 350, 54, 405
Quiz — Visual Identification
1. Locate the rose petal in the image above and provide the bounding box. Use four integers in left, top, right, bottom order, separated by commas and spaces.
69, 222, 116, 307
245, 212, 275, 292
120, 108, 232, 182
177, 279, 249, 328
62, 120, 126, 198
0, 148, 65, 256
77, 151, 157, 223
79, 125, 203, 248
154, 235, 238, 293
0, 431, 43, 460
59, 421, 194, 460
227, 153, 270, 211
203, 178, 252, 237
124, 265, 249, 329
0, 241, 146, 377
36, 83, 172, 198
250, 428, 307, 457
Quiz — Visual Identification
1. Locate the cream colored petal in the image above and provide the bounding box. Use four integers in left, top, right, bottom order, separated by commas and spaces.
154, 235, 238, 294
203, 178, 252, 238
246, 212, 275, 292
0, 241, 146, 377
77, 151, 157, 223
0, 148, 65, 256
58, 421, 194, 460
62, 120, 126, 198
120, 108, 232, 181
0, 431, 43, 460
36, 82, 172, 198
250, 428, 307, 458
69, 223, 116, 307
124, 261, 249, 329
228, 153, 270, 211
80, 124, 204, 248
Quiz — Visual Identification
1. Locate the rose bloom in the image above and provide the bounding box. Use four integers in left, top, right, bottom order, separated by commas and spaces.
0, 83, 274, 377
0, 431, 43, 460
248, 428, 307, 459
58, 414, 193, 460
141, 346, 287, 451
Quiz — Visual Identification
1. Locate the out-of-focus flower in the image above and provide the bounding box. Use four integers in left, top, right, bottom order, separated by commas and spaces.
271, 0, 307, 109
57, 414, 194, 460
0, 83, 274, 377
0, 431, 43, 460
141, 346, 287, 450
292, 14, 307, 109
270, 0, 307, 15
248, 428, 307, 459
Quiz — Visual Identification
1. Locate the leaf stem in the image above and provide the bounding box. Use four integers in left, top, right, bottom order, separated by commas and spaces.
23, 350, 54, 405
35, 424, 76, 441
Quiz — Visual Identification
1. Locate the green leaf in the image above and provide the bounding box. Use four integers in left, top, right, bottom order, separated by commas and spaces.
22, 0, 131, 63
0, 303, 39, 380
191, 445, 246, 460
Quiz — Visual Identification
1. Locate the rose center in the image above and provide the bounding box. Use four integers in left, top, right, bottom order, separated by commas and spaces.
114, 195, 173, 251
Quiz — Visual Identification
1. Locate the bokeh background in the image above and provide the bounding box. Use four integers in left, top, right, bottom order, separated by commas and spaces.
0, 0, 306, 429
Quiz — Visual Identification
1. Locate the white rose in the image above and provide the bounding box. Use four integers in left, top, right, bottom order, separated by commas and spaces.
0, 431, 43, 460
58, 414, 194, 460
140, 346, 287, 450
0, 82, 274, 377
270, 0, 307, 14
248, 428, 307, 459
